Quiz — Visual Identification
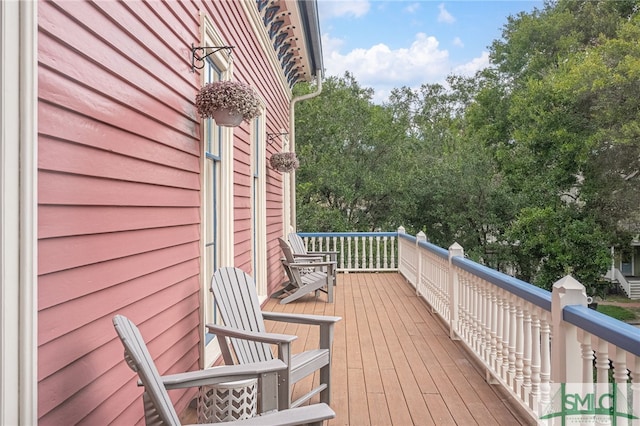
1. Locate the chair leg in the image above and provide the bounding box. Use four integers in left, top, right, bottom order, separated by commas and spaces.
319, 365, 331, 405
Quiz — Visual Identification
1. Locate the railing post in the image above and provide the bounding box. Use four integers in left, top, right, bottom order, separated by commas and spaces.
397, 226, 405, 275
448, 242, 464, 340
416, 231, 426, 295
551, 275, 588, 383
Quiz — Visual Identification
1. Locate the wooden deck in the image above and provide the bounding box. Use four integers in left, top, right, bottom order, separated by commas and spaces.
183, 272, 534, 425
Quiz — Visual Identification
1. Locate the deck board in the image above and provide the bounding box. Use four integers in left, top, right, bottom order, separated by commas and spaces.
181, 272, 534, 425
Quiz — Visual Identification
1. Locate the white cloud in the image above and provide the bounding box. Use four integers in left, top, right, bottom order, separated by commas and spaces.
452, 37, 464, 48
322, 32, 452, 103
437, 3, 455, 24
453, 51, 490, 76
322, 33, 494, 103
404, 3, 421, 14
317, 0, 370, 19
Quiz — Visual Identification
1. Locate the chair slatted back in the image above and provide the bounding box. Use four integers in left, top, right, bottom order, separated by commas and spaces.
211, 267, 274, 364
278, 238, 305, 286
288, 233, 307, 256
112, 315, 181, 426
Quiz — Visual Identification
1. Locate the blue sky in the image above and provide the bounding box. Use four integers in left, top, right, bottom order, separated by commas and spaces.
317, 0, 543, 102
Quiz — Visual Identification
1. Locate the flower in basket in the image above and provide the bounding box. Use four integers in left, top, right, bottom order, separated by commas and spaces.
195, 80, 261, 125
269, 152, 299, 173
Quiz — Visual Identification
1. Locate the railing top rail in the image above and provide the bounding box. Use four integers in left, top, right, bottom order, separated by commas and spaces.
564, 304, 640, 356
399, 233, 416, 243
298, 232, 398, 238
417, 239, 449, 260
452, 255, 552, 311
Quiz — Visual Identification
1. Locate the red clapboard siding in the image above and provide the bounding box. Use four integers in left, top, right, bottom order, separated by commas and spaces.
131, 0, 200, 42
39, 171, 200, 207
40, 1, 197, 115
39, 224, 200, 275
38, 36, 196, 140
38, 68, 199, 150
38, 287, 200, 413
39, 307, 200, 424
39, 137, 200, 189
36, 0, 299, 423
39, 205, 200, 238
39, 242, 199, 310
38, 102, 200, 169
39, 291, 200, 398
38, 260, 200, 348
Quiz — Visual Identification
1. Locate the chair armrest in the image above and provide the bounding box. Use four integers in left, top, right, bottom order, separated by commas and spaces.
291, 253, 325, 259
284, 260, 335, 269
308, 250, 339, 255
159, 360, 287, 390
262, 311, 341, 326
264, 313, 340, 353
220, 403, 335, 426
206, 323, 297, 345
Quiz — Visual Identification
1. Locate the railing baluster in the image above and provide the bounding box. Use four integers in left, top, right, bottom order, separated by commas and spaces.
496, 294, 504, 374
539, 316, 551, 412
369, 237, 373, 269
522, 310, 532, 401
515, 306, 524, 396
579, 331, 593, 383
482, 285, 490, 362
595, 337, 609, 384
502, 297, 511, 380
508, 301, 517, 389
390, 237, 395, 269
354, 237, 359, 269
530, 312, 541, 409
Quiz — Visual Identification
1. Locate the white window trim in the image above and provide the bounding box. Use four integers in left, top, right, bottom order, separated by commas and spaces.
252, 115, 268, 298
1, 1, 38, 423
199, 13, 235, 368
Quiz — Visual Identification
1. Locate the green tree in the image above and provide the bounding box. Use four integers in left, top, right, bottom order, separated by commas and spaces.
295, 73, 414, 232
293, 0, 640, 293
506, 206, 611, 294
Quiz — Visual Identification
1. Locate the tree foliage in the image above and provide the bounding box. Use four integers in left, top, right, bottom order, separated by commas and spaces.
294, 73, 415, 232
294, 0, 640, 292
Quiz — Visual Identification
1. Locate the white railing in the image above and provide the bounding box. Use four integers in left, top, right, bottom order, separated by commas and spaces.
397, 229, 640, 423
304, 228, 640, 422
297, 232, 397, 272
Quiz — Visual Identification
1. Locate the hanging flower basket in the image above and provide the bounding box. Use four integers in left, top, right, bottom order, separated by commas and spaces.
195, 81, 261, 127
270, 152, 299, 173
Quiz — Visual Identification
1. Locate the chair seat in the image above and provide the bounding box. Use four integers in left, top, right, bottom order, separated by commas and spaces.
290, 349, 330, 384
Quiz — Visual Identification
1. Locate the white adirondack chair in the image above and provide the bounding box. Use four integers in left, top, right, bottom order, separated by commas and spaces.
287, 233, 337, 285
113, 315, 335, 425
278, 238, 335, 303
208, 267, 341, 409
